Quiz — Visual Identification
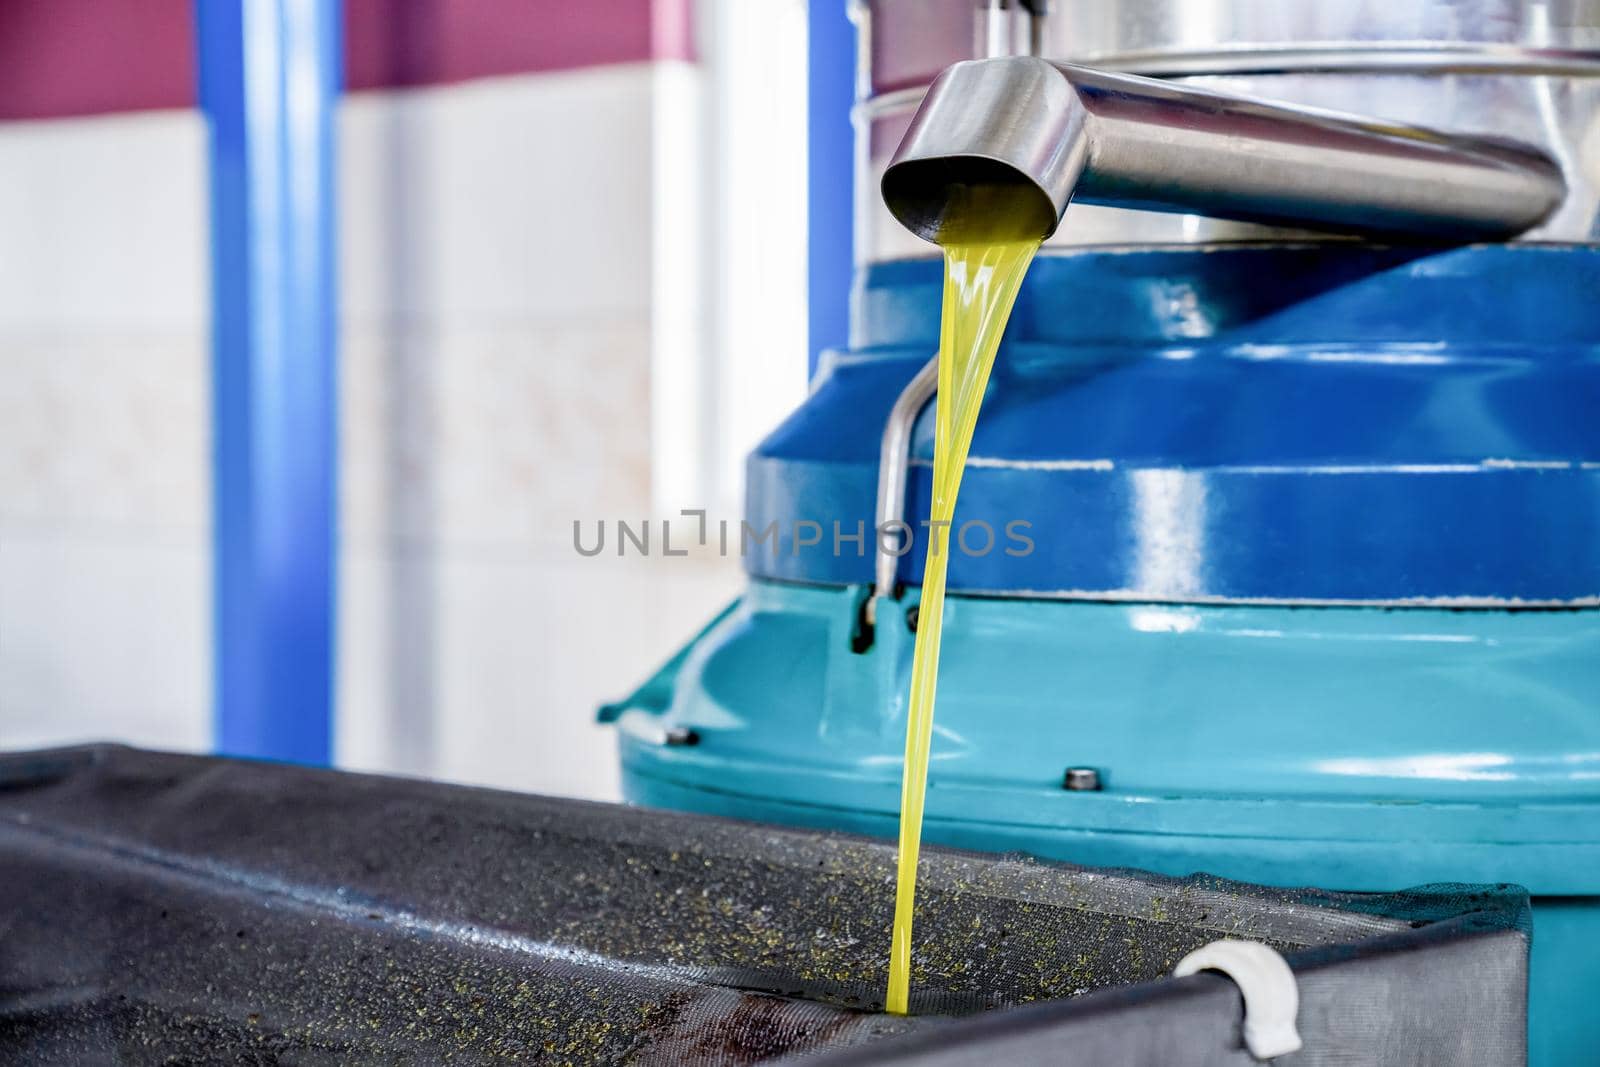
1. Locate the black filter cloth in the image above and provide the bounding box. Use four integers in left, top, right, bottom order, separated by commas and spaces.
0, 746, 1528, 1065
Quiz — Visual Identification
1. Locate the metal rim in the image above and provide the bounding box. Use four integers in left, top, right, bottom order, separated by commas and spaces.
858, 44, 1600, 121
1072, 43, 1600, 79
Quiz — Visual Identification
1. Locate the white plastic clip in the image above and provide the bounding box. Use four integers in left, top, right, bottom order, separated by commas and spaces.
1173, 939, 1303, 1061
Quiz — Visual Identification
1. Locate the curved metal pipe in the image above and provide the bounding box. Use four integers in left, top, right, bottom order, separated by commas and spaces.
881, 57, 1565, 244
866, 354, 939, 628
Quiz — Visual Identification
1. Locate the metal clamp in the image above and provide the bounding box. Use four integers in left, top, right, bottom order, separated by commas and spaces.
1174, 940, 1303, 1061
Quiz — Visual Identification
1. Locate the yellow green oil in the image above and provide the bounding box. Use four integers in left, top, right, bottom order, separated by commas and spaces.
886, 235, 1040, 1015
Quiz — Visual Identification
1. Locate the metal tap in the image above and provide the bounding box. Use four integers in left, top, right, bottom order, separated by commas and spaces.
881, 57, 1565, 244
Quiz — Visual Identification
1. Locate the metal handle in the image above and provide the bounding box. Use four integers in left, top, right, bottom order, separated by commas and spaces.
881, 57, 1565, 244
866, 355, 939, 628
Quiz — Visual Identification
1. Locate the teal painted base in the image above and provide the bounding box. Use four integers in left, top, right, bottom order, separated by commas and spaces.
606, 580, 1600, 1065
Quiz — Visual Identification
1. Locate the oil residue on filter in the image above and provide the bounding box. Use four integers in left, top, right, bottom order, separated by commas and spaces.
886, 236, 1039, 1015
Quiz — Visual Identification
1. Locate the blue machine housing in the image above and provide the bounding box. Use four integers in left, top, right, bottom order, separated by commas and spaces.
605, 245, 1600, 1065
748, 246, 1600, 603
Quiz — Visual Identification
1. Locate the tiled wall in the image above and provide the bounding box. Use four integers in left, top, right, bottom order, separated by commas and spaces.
335, 66, 743, 798
0, 64, 744, 800
0, 108, 212, 754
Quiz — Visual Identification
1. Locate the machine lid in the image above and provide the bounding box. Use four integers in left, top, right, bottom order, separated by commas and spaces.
750, 245, 1600, 605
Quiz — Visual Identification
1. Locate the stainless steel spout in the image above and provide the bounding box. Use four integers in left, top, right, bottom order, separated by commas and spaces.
881, 57, 1565, 243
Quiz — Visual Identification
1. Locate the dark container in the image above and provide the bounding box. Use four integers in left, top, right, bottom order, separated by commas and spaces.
0, 746, 1527, 1065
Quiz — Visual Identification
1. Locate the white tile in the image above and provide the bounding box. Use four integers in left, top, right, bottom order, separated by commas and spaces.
341, 318, 654, 556
338, 548, 742, 799
0, 527, 209, 752
340, 66, 657, 328
0, 331, 207, 532
0, 110, 208, 332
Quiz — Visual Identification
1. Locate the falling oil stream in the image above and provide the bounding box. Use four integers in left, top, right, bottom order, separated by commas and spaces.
886, 236, 1040, 1015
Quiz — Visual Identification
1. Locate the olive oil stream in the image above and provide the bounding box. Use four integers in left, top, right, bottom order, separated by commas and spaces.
886, 236, 1040, 1015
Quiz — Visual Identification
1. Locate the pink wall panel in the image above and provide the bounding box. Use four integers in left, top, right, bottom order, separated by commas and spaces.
0, 0, 195, 120
344, 0, 694, 91
0, 0, 694, 121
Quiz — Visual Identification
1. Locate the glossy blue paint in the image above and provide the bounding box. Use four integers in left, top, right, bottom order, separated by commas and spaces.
608, 580, 1600, 1064
807, 1, 856, 380
747, 246, 1600, 602
198, 0, 341, 764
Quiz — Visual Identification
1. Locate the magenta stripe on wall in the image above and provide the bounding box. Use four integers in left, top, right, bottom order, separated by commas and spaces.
0, 0, 695, 122
0, 0, 195, 120
344, 0, 693, 91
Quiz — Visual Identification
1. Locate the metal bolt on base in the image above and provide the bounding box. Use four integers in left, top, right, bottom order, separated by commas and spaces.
1063, 767, 1103, 791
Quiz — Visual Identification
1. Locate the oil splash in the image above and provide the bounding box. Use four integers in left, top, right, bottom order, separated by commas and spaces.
886, 237, 1039, 1015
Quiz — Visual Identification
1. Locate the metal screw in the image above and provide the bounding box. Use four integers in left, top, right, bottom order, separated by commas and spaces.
662, 727, 699, 747
1063, 767, 1102, 791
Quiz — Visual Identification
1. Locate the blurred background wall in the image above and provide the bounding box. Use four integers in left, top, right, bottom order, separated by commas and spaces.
0, 0, 809, 799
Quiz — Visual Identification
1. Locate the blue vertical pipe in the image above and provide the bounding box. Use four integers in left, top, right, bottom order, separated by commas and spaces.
197, 0, 340, 764
807, 0, 857, 379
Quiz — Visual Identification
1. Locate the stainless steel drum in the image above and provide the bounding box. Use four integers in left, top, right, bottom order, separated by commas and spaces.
855, 0, 1600, 259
